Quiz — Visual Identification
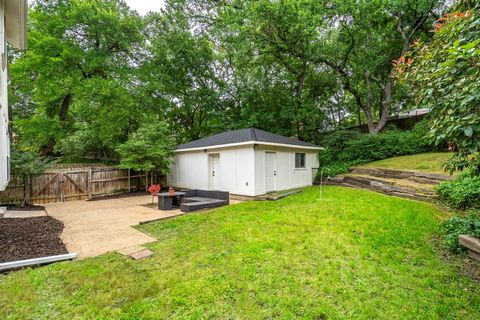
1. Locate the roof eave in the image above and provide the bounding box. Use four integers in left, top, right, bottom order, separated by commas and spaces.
174, 141, 323, 153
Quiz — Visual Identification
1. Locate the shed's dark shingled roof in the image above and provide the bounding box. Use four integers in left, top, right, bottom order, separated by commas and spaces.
175, 128, 321, 150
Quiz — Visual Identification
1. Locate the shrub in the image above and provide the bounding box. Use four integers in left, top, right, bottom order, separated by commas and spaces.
319, 162, 353, 178
437, 172, 480, 209
401, 7, 480, 174
317, 120, 438, 176
440, 214, 480, 252
116, 121, 175, 173
337, 128, 432, 163
318, 130, 362, 164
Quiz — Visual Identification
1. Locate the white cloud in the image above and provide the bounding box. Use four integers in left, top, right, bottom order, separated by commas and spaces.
124, 0, 165, 15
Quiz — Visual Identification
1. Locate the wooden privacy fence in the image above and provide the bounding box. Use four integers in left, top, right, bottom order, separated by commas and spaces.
0, 165, 161, 205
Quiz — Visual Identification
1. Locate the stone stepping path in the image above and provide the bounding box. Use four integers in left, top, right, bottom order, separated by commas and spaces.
326, 167, 452, 202
2, 209, 47, 218
116, 245, 153, 260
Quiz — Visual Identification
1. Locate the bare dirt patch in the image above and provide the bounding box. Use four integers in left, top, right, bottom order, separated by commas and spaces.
0, 217, 68, 263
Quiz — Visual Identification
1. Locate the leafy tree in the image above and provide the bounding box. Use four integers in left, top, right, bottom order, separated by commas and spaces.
318, 0, 444, 134
10, 0, 145, 158
116, 121, 176, 173
140, 7, 227, 143
401, 3, 480, 174
192, 0, 443, 136
7, 0, 462, 165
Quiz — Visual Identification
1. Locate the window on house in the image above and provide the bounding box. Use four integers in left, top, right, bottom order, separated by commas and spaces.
295, 153, 306, 168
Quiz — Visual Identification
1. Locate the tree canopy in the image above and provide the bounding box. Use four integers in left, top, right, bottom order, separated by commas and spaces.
9, 0, 476, 175
401, 2, 480, 174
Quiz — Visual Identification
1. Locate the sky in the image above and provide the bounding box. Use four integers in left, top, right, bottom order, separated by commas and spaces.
28, 1, 166, 16
124, 0, 165, 15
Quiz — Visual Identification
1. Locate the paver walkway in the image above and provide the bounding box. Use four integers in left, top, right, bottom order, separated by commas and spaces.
45, 195, 183, 259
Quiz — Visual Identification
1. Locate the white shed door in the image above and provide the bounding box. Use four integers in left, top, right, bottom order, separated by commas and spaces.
209, 154, 220, 190
265, 152, 277, 193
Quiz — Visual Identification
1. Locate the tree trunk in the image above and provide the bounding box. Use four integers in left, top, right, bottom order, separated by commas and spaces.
364, 72, 375, 133
39, 138, 56, 157
373, 77, 393, 134
59, 93, 72, 128
39, 93, 73, 156
294, 71, 306, 137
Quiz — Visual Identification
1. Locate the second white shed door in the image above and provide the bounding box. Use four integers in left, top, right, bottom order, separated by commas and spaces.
209, 153, 220, 190
265, 152, 277, 193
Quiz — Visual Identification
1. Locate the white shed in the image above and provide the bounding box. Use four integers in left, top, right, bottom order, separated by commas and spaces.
0, 0, 27, 191
167, 128, 322, 197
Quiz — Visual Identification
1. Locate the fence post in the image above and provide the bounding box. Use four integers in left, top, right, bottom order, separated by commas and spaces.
87, 168, 93, 200
128, 169, 131, 193
25, 176, 31, 205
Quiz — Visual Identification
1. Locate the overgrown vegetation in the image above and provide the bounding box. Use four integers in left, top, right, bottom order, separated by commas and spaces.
437, 172, 480, 209
441, 214, 480, 252
317, 121, 438, 176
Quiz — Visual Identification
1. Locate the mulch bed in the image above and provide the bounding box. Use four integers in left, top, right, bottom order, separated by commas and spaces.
5, 204, 46, 211
0, 217, 68, 263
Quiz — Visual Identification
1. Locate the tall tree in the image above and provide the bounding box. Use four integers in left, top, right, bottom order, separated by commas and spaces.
140, 5, 226, 142
200, 0, 339, 140
11, 0, 144, 158
319, 0, 444, 134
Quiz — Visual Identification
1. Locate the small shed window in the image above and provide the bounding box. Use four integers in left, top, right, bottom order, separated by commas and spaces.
295, 153, 306, 168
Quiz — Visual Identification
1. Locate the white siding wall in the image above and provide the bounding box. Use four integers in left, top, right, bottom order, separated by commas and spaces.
168, 146, 256, 196
254, 146, 319, 196
0, 0, 10, 191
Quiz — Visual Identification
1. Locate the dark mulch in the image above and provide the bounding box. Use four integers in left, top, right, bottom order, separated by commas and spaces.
0, 217, 68, 263
5, 204, 46, 211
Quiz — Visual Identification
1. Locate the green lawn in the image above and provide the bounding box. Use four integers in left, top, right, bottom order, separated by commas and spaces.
1, 187, 479, 319
358, 152, 454, 174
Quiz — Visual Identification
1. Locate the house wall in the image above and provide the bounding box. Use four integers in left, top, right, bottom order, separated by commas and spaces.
254, 145, 319, 196
167, 146, 256, 196
0, 1, 10, 191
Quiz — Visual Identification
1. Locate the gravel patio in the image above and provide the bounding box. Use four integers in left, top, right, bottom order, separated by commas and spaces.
44, 195, 184, 259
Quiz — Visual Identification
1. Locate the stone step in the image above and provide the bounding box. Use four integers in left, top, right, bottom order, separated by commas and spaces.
329, 175, 436, 202
350, 167, 415, 179
0, 207, 6, 218
130, 249, 153, 260
459, 235, 480, 261
117, 245, 153, 260
350, 167, 451, 184
348, 174, 438, 194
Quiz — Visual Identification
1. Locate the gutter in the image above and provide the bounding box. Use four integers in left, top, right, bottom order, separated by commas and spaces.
175, 141, 323, 153
0, 253, 77, 272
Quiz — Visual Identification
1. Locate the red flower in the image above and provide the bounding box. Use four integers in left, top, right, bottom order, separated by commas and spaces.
148, 184, 161, 195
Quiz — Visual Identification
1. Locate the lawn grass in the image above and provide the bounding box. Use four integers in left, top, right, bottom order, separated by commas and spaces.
358, 152, 454, 174
1, 186, 479, 319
